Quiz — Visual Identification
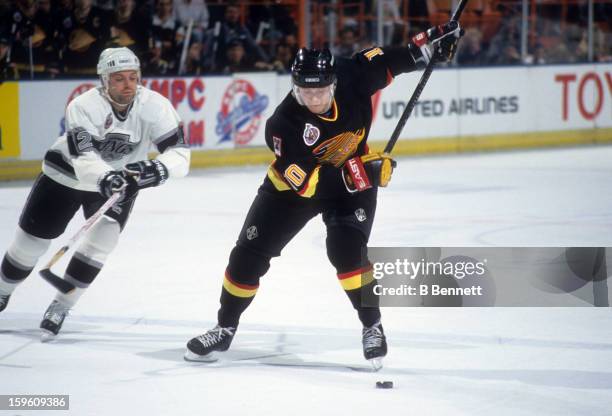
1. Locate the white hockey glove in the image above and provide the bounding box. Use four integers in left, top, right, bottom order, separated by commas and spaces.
124, 160, 169, 190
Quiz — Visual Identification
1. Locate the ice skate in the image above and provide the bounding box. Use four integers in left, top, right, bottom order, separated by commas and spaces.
362, 321, 387, 371
184, 325, 236, 362
40, 300, 71, 342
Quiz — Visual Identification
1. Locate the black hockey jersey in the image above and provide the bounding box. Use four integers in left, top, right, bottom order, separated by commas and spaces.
263, 46, 421, 200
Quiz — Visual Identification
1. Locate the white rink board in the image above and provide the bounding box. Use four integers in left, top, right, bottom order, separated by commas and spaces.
14, 64, 612, 160
18, 73, 280, 159
370, 64, 611, 139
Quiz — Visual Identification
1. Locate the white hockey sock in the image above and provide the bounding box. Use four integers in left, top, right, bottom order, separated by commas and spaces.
0, 277, 19, 296
53, 275, 89, 308
54, 287, 87, 309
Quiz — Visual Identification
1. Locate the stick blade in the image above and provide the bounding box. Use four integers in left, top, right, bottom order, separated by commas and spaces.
39, 269, 75, 294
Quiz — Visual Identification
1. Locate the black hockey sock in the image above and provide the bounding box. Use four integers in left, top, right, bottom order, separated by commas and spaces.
217, 271, 258, 328
1, 253, 33, 283
338, 266, 381, 327
345, 287, 381, 327
65, 252, 103, 286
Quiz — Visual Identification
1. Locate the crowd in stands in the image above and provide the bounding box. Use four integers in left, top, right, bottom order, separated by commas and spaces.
0, 0, 610, 80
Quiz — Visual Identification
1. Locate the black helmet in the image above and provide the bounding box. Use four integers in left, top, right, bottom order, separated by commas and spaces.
291, 48, 336, 88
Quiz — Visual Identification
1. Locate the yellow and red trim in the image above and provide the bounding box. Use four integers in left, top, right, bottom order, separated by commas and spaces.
296, 165, 321, 198
267, 163, 291, 191
223, 271, 259, 298
337, 265, 375, 291
317, 99, 338, 122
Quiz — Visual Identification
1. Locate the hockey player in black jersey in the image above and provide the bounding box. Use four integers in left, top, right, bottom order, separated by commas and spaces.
186, 22, 463, 368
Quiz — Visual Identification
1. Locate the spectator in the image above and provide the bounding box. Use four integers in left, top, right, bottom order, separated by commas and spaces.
2, 0, 60, 78
595, 26, 611, 62
34, 0, 62, 77
0, 35, 18, 80
498, 44, 522, 65
544, 42, 573, 64
57, 0, 110, 75
566, 25, 588, 62
332, 27, 360, 58
174, 0, 209, 42
407, 0, 436, 34
210, 2, 268, 71
109, 0, 151, 57
180, 39, 203, 74
367, 0, 404, 46
456, 27, 485, 65
270, 41, 294, 73
4, 0, 37, 77
525, 43, 547, 65
218, 38, 255, 74
147, 0, 182, 74
485, 14, 521, 65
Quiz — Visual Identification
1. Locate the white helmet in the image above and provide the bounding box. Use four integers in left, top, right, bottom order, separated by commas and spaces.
97, 47, 141, 106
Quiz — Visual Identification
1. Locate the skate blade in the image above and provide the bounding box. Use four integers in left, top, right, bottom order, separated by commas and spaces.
368, 357, 383, 372
184, 350, 220, 363
40, 329, 58, 343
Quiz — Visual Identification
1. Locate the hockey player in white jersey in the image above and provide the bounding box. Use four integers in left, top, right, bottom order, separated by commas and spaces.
0, 47, 190, 339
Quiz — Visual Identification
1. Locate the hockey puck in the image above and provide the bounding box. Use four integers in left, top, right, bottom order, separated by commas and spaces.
375, 381, 394, 389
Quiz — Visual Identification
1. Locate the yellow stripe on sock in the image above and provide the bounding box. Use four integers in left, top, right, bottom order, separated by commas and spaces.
338, 266, 375, 291
223, 274, 258, 298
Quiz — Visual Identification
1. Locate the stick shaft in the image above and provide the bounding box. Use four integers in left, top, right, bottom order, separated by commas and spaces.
42, 192, 121, 270
383, 0, 469, 155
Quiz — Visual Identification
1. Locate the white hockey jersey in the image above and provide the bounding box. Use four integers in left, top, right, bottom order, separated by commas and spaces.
42, 86, 190, 192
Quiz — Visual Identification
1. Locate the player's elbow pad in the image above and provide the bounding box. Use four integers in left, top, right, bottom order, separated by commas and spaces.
381, 46, 430, 76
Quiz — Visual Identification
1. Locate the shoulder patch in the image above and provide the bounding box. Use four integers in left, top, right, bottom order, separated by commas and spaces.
104, 113, 113, 129
273, 136, 282, 156
363, 47, 384, 61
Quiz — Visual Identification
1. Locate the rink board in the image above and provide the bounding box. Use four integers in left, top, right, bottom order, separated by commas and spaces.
0, 63, 611, 180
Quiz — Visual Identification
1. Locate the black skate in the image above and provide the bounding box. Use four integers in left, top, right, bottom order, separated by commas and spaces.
0, 293, 10, 312
362, 321, 387, 371
184, 325, 236, 362
40, 300, 70, 342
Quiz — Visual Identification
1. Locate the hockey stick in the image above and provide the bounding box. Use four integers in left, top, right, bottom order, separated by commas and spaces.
383, 0, 469, 154
39, 192, 122, 294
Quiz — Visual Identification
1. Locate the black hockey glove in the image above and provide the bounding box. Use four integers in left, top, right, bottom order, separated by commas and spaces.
98, 171, 139, 202
124, 159, 169, 190
412, 21, 464, 63
342, 153, 396, 193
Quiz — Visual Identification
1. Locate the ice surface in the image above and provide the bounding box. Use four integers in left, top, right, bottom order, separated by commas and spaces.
1, 146, 612, 415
